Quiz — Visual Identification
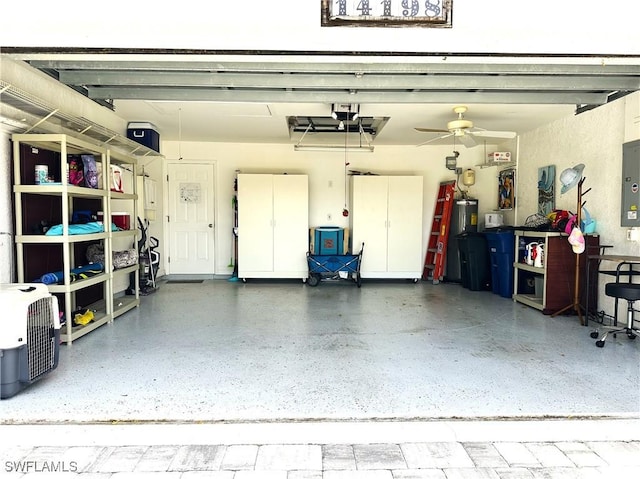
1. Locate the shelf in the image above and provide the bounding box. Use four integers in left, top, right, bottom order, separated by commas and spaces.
60, 312, 111, 344
512, 229, 599, 315
516, 230, 562, 239
110, 191, 138, 201
112, 263, 139, 278
46, 272, 109, 294
478, 161, 517, 169
14, 184, 108, 198
15, 232, 110, 244
113, 295, 140, 319
11, 133, 106, 157
513, 262, 545, 274
111, 229, 137, 240
513, 293, 543, 310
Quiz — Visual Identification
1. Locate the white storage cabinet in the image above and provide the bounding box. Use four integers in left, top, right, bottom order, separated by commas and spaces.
350, 175, 423, 280
237, 174, 309, 280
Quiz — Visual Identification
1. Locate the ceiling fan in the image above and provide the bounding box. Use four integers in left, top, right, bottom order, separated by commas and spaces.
415, 105, 516, 148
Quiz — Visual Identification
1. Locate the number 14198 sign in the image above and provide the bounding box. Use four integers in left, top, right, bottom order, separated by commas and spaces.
321, 0, 452, 27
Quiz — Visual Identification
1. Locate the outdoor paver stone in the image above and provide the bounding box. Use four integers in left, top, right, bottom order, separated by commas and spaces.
91, 445, 148, 473
109, 473, 182, 479
221, 445, 258, 470
587, 441, 640, 466
463, 443, 510, 468
287, 470, 323, 479
401, 442, 474, 469
391, 469, 447, 478
168, 445, 225, 471
526, 467, 603, 478
492, 468, 535, 478
595, 466, 640, 479
560, 450, 608, 468
322, 444, 356, 470
353, 443, 407, 470
180, 472, 235, 479
255, 445, 322, 471
134, 445, 181, 472
234, 471, 287, 479
492, 443, 539, 468
523, 443, 574, 467
440, 467, 500, 478
324, 471, 393, 479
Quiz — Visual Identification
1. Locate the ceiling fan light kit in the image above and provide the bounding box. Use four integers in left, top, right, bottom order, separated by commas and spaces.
415, 105, 517, 148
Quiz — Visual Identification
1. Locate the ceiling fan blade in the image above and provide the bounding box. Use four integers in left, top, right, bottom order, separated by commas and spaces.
416, 132, 453, 147
415, 127, 449, 133
458, 133, 477, 148
470, 130, 517, 139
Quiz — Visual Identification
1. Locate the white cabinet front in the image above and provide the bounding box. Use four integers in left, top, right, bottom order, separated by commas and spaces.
238, 174, 309, 279
351, 176, 423, 279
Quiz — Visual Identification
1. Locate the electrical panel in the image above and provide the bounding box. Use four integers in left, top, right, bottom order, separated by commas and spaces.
622, 139, 640, 226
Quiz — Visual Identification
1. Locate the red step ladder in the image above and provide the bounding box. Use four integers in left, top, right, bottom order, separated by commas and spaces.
423, 180, 456, 284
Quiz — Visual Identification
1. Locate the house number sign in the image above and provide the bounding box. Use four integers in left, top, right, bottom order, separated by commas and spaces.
321, 0, 452, 28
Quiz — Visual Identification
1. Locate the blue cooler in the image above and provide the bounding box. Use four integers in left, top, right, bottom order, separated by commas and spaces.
313, 227, 345, 255
127, 122, 160, 152
484, 230, 515, 298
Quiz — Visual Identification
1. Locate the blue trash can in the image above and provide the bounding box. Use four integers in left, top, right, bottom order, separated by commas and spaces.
484, 230, 515, 298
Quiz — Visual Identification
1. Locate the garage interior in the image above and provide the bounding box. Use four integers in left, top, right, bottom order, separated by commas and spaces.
1, 4, 640, 475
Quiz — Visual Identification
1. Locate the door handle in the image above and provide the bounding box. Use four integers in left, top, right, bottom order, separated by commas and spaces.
208, 224, 213, 228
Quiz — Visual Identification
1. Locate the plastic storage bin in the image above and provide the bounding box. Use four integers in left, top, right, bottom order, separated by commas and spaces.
484, 230, 515, 298
456, 232, 490, 291
312, 227, 345, 255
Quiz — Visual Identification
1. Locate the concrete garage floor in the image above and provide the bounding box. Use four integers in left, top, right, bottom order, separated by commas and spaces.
1, 279, 639, 423
2, 279, 640, 477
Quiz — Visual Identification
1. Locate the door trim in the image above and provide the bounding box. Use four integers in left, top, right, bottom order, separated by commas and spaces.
164, 159, 218, 276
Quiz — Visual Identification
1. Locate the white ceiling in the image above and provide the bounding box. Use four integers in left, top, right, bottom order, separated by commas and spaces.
112, 100, 577, 146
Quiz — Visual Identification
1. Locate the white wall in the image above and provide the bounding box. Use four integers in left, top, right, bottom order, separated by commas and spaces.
159, 141, 485, 277
2, 1, 639, 56
517, 91, 640, 318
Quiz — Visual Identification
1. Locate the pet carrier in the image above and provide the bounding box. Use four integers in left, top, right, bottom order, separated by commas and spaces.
0, 283, 60, 399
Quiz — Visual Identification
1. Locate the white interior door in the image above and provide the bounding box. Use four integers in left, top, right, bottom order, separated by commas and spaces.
167, 163, 216, 274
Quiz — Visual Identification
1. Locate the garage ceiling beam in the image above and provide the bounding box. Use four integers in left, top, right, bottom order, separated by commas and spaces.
58, 70, 640, 92
88, 86, 609, 105
28, 60, 640, 76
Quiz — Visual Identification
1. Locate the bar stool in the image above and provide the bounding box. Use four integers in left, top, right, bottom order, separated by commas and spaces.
591, 283, 640, 347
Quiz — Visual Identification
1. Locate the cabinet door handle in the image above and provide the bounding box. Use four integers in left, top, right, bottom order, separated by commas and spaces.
208, 224, 213, 228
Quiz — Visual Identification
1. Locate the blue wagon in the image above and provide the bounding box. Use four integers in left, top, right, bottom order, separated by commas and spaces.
306, 242, 364, 287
